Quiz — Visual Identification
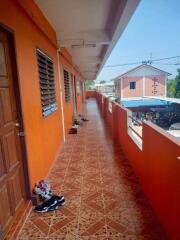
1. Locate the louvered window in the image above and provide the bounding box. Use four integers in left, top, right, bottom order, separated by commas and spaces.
64, 69, 70, 102
37, 49, 57, 117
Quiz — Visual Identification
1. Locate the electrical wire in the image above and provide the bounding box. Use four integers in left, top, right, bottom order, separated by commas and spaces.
104, 61, 141, 68
153, 62, 180, 66
104, 55, 180, 68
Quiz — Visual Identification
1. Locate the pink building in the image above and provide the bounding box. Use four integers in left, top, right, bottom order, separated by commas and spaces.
114, 64, 171, 99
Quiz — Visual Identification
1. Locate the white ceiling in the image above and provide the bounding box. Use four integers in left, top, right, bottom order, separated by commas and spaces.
35, 0, 139, 80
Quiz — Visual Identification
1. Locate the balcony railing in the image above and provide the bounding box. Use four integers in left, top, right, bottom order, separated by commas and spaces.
95, 90, 180, 239
127, 114, 142, 149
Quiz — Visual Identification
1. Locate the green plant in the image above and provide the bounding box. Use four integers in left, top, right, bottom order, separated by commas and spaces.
85, 80, 95, 90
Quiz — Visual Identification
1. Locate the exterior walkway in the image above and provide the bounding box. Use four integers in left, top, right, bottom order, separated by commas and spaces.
18, 99, 166, 240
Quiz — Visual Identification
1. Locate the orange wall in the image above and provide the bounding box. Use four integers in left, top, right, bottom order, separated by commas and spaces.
0, 1, 85, 190
0, 0, 64, 190
59, 48, 84, 133
96, 92, 180, 240
59, 49, 74, 134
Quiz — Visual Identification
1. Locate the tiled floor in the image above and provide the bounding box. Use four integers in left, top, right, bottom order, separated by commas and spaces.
18, 99, 167, 240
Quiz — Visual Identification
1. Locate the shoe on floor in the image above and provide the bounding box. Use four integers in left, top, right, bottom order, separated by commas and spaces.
53, 195, 65, 206
34, 202, 58, 213
34, 197, 58, 213
69, 128, 77, 134
82, 118, 89, 121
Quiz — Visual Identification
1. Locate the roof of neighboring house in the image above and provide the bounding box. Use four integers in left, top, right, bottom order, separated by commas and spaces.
147, 96, 180, 104
121, 96, 180, 108
121, 98, 171, 108
113, 64, 171, 81
95, 82, 114, 87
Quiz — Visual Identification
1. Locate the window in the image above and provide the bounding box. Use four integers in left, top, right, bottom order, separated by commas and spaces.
37, 49, 57, 117
63, 69, 70, 102
130, 81, 136, 89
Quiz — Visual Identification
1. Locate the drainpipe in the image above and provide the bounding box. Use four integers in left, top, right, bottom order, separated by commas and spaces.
57, 49, 66, 143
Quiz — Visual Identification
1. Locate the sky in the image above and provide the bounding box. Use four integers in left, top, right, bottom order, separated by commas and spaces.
97, 0, 180, 81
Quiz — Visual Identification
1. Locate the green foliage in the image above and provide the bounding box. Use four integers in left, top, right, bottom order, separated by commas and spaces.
167, 79, 176, 97
167, 68, 180, 98
174, 68, 180, 98
99, 80, 106, 84
85, 80, 95, 90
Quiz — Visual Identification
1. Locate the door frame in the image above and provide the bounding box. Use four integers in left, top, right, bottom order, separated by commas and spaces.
0, 23, 31, 200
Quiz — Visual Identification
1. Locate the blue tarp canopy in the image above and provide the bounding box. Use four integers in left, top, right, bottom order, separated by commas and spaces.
122, 99, 171, 108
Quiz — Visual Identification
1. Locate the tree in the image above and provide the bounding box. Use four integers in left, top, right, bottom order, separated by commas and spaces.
174, 68, 180, 98
167, 68, 180, 98
85, 80, 95, 90
99, 80, 106, 84
167, 79, 176, 97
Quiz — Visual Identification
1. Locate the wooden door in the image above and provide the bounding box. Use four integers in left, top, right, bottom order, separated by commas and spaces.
0, 28, 26, 237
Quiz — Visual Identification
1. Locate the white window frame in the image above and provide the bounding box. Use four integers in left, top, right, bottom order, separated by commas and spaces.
129, 81, 136, 90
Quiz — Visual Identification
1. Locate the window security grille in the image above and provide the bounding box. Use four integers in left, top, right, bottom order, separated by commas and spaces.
64, 69, 70, 102
37, 49, 57, 117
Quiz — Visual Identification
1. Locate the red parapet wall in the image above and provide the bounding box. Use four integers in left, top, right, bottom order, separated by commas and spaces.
96, 92, 180, 240
142, 123, 180, 240
86, 90, 96, 98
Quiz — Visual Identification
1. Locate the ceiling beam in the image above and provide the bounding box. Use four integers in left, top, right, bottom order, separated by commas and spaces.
74, 56, 102, 64
57, 30, 110, 47
78, 66, 99, 72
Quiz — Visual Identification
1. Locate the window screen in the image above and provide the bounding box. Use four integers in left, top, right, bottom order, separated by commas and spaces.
37, 49, 57, 117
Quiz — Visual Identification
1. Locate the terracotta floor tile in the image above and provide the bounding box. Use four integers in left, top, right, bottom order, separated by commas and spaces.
61, 188, 81, 198
62, 198, 81, 215
81, 185, 102, 199
49, 216, 78, 237
106, 207, 135, 231
18, 99, 166, 239
79, 236, 107, 240
63, 175, 82, 186
18, 219, 49, 239
78, 203, 106, 237
78, 220, 107, 237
